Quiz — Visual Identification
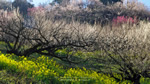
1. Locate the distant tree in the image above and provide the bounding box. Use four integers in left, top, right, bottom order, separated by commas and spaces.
51, 0, 70, 6
12, 0, 34, 15
0, 0, 12, 10
100, 0, 123, 5
52, 0, 63, 4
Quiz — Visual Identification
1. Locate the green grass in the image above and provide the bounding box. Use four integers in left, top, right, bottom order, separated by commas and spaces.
0, 52, 133, 84
0, 70, 39, 84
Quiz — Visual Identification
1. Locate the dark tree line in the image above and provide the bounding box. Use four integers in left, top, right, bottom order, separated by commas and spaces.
52, 0, 122, 5
12, 0, 34, 15
100, 0, 123, 5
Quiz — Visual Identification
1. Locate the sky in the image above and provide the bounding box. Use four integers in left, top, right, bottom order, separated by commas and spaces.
9, 0, 150, 8
31, 0, 52, 6
138, 0, 150, 8
10, 0, 53, 6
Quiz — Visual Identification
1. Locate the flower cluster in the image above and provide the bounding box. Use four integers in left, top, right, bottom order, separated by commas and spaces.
112, 16, 137, 26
